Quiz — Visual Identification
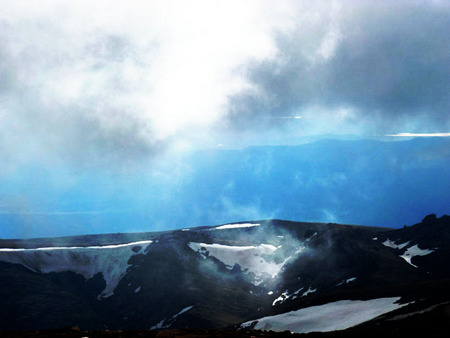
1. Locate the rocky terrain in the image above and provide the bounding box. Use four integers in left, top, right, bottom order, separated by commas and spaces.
0, 214, 449, 336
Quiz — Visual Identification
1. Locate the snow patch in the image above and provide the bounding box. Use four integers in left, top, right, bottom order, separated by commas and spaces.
337, 277, 357, 286
273, 286, 318, 304
188, 242, 286, 285
134, 286, 141, 293
0, 240, 153, 298
241, 297, 406, 333
293, 288, 304, 295
291, 287, 304, 300
212, 223, 260, 230
272, 290, 290, 306
150, 305, 193, 330
399, 244, 436, 268
382, 239, 410, 250
295, 244, 307, 255
301, 287, 317, 297
305, 232, 317, 243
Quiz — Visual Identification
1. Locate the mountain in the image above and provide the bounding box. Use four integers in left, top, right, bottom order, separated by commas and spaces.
0, 214, 449, 336
2, 137, 449, 239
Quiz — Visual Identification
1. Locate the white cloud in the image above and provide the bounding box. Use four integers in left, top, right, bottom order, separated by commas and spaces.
385, 133, 450, 137
0, 0, 296, 166
1, 0, 448, 168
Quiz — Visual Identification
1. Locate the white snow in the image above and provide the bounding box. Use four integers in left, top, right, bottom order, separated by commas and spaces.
150, 305, 194, 330
382, 239, 410, 250
0, 240, 153, 252
293, 288, 304, 295
380, 239, 437, 268
268, 291, 274, 295
306, 232, 317, 242
291, 287, 304, 299
301, 287, 317, 297
0, 240, 153, 298
295, 244, 307, 255
272, 290, 290, 306
241, 297, 407, 333
399, 244, 436, 268
273, 286, 318, 304
134, 286, 142, 293
212, 223, 260, 230
337, 277, 357, 286
188, 242, 286, 285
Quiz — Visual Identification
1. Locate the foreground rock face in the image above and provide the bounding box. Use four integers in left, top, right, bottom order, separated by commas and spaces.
0, 215, 449, 333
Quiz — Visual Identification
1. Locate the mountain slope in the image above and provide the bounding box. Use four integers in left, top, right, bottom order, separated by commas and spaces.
0, 215, 449, 333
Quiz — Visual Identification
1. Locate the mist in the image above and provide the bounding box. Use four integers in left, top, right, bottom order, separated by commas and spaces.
0, 1, 449, 238
0, 137, 448, 238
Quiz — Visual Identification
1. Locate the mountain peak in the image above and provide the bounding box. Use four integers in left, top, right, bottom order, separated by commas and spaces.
421, 214, 438, 224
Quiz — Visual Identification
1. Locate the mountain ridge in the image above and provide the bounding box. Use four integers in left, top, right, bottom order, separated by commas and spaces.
0, 219, 393, 249
0, 214, 449, 334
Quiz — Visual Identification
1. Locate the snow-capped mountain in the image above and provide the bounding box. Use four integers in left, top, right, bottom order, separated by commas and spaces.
0, 214, 449, 335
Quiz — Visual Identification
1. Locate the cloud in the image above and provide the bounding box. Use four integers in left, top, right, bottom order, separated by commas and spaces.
0, 0, 449, 171
0, 0, 287, 168
386, 133, 450, 137
209, 197, 280, 225
226, 0, 450, 135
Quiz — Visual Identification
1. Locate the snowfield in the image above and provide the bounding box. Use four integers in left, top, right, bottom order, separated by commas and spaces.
241, 297, 407, 333
188, 242, 287, 285
212, 223, 260, 230
399, 244, 436, 268
381, 239, 436, 268
382, 239, 410, 249
0, 240, 153, 297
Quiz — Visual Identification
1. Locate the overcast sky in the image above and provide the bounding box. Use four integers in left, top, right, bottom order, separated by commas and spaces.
1, 0, 449, 170
0, 1, 449, 238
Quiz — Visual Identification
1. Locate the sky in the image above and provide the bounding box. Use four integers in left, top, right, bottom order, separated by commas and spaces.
0, 0, 449, 238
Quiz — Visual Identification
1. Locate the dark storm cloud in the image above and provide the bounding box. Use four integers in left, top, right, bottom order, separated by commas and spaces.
227, 1, 450, 133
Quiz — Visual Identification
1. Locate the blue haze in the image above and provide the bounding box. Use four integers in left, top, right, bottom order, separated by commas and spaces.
0, 138, 448, 238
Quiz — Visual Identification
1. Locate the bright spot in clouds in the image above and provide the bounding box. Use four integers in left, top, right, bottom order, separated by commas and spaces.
0, 0, 292, 161
0, 0, 449, 238
0, 0, 448, 166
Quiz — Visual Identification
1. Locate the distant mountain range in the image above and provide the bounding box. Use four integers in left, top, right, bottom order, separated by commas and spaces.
1, 214, 449, 336
181, 137, 450, 228
1, 137, 448, 239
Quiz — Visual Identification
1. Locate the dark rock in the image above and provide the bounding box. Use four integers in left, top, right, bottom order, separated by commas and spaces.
422, 214, 437, 224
